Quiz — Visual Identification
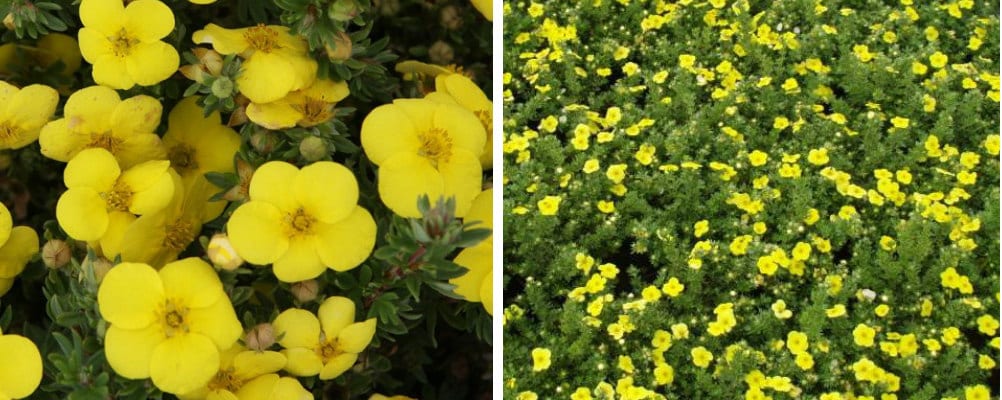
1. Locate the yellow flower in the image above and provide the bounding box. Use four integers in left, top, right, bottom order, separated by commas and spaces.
227, 161, 375, 281
807, 148, 829, 165
273, 297, 376, 380
193, 24, 318, 103
653, 363, 674, 385
773, 116, 790, 129
795, 352, 814, 370
786, 331, 808, 354
77, 0, 179, 89
929, 51, 949, 68
661, 277, 684, 297
0, 328, 42, 399
427, 73, 494, 167
978, 355, 996, 369
246, 78, 350, 130
875, 304, 890, 317
97, 259, 243, 394
965, 385, 990, 400
691, 346, 713, 368
361, 99, 485, 217
39, 86, 165, 168
825, 304, 847, 317
977, 315, 999, 335
0, 81, 58, 150
853, 324, 876, 347
56, 148, 174, 241
771, 300, 792, 319
597, 200, 616, 214
451, 190, 493, 314
537, 195, 561, 216
694, 220, 709, 238
531, 347, 551, 371
0, 205, 39, 297
176, 344, 311, 400
890, 116, 909, 128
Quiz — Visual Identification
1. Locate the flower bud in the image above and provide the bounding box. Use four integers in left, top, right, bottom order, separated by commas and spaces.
428, 40, 454, 65
440, 6, 463, 30
299, 136, 328, 162
41, 239, 71, 269
207, 234, 243, 271
211, 76, 235, 98
81, 257, 113, 284
2, 14, 14, 31
324, 31, 353, 62
329, 0, 362, 22
290, 279, 319, 303
250, 131, 278, 153
180, 48, 224, 83
244, 323, 275, 351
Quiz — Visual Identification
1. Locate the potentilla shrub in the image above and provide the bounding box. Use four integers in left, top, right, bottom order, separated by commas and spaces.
502, 0, 998, 399
0, 0, 493, 399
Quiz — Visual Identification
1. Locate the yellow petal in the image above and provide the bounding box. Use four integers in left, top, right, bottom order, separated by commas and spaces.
119, 211, 169, 265
436, 74, 492, 114
318, 353, 357, 380
272, 236, 325, 282
314, 207, 376, 272
0, 81, 16, 105
270, 376, 312, 400
97, 262, 165, 329
392, 99, 436, 134
303, 79, 349, 103
394, 60, 453, 77
77, 27, 112, 64
284, 54, 318, 92
282, 348, 323, 377
64, 85, 120, 126
37, 33, 82, 75
111, 95, 163, 139
150, 334, 219, 394
480, 268, 493, 315
227, 201, 289, 265
232, 350, 286, 378
98, 211, 135, 260
336, 319, 376, 353
64, 148, 120, 191
192, 24, 250, 55
248, 161, 299, 212
124, 41, 180, 86
0, 227, 37, 279
360, 103, 421, 165
273, 308, 320, 349
0, 203, 11, 247
450, 243, 491, 302
233, 375, 278, 400
79, 0, 125, 36
439, 150, 482, 217
104, 323, 164, 379
123, 0, 174, 42
471, 0, 492, 20
38, 119, 89, 163
295, 162, 357, 223
186, 296, 242, 350
377, 153, 444, 218
238, 53, 296, 104
0, 334, 42, 399
318, 296, 355, 338
245, 99, 302, 130
465, 189, 492, 232
159, 258, 223, 308
123, 161, 174, 215
116, 132, 167, 169
92, 54, 136, 89
7, 84, 58, 131
434, 103, 485, 155
56, 188, 109, 241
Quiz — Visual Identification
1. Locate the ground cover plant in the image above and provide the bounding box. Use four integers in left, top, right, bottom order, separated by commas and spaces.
0, 0, 493, 398
502, 0, 999, 398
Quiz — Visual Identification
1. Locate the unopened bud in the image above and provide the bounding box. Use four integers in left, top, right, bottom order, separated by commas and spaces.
299, 136, 328, 161
329, 0, 362, 22
207, 234, 243, 271
41, 240, 71, 269
440, 6, 463, 30
290, 279, 319, 303
324, 31, 353, 62
3, 14, 14, 31
428, 40, 454, 65
211, 76, 235, 98
82, 257, 113, 283
244, 323, 275, 351
250, 131, 278, 153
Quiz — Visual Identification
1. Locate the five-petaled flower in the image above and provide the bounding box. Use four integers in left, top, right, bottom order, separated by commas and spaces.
77, 0, 180, 89
272, 296, 377, 380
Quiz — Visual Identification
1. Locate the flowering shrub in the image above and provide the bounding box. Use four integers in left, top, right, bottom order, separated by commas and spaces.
502, 0, 998, 399
0, 0, 492, 398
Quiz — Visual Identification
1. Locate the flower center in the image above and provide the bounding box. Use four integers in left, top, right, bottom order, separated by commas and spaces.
102, 182, 132, 212
417, 128, 453, 167
88, 132, 123, 154
0, 122, 18, 147
168, 143, 198, 174
315, 338, 344, 363
207, 368, 243, 393
293, 98, 333, 127
164, 219, 195, 253
159, 299, 189, 337
285, 208, 316, 236
110, 29, 140, 57
244, 24, 279, 53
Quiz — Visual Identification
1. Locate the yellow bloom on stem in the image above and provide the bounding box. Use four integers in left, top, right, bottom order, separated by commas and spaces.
56, 148, 174, 242
273, 297, 377, 380
193, 24, 318, 103
470, 0, 492, 20
97, 259, 242, 395
427, 73, 493, 168
0, 327, 42, 399
451, 189, 493, 314
176, 344, 311, 400
227, 161, 376, 282
246, 78, 350, 129
77, 0, 179, 89
0, 81, 58, 150
361, 98, 485, 218
39, 85, 166, 168
0, 203, 38, 297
